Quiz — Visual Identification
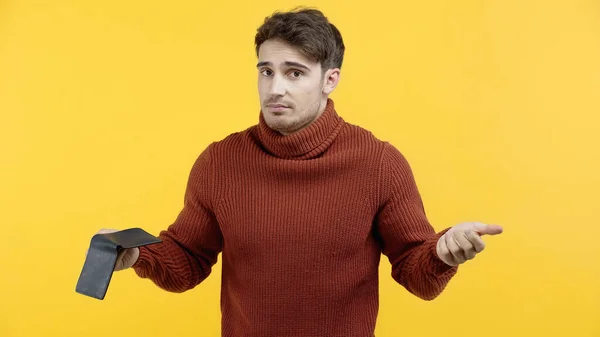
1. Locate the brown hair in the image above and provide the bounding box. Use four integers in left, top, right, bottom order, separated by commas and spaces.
254, 7, 345, 71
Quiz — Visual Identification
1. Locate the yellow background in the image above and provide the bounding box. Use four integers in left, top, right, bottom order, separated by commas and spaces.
1, 0, 599, 336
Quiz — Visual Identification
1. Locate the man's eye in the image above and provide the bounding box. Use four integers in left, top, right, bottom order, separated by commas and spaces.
291, 71, 302, 77
261, 69, 273, 76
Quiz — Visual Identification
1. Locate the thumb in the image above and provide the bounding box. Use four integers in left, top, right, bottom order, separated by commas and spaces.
474, 223, 504, 236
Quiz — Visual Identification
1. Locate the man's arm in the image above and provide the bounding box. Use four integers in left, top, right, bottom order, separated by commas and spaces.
374, 142, 457, 300
132, 143, 223, 293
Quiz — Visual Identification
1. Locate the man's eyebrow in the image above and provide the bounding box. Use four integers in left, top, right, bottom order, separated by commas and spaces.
256, 61, 311, 71
256, 61, 271, 68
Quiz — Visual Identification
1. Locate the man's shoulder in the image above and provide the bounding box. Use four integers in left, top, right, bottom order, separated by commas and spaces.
339, 121, 392, 151
340, 121, 410, 163
205, 126, 255, 153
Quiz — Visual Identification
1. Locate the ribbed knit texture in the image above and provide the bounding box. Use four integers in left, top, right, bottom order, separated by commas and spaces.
132, 98, 458, 336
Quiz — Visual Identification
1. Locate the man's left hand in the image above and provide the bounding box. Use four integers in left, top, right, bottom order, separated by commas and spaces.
436, 222, 503, 266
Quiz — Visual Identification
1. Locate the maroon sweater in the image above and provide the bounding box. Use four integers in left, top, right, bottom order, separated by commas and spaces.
132, 99, 458, 336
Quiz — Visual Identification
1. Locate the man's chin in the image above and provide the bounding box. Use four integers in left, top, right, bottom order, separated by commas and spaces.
264, 116, 299, 134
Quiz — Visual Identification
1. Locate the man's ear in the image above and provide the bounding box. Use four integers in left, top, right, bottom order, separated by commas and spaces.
322, 68, 341, 95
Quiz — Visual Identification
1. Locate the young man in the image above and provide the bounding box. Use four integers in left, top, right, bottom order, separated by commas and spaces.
96, 8, 503, 336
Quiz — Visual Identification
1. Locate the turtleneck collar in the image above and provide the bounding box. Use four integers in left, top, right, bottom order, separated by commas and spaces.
252, 98, 345, 160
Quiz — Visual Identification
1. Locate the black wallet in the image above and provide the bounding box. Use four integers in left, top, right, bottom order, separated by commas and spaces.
75, 228, 161, 300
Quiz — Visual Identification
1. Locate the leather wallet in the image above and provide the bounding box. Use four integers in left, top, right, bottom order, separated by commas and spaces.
76, 228, 161, 300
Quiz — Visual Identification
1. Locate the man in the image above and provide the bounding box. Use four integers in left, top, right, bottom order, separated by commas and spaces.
96, 7, 503, 336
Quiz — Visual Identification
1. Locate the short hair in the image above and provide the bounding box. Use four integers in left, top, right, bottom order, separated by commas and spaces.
254, 7, 345, 71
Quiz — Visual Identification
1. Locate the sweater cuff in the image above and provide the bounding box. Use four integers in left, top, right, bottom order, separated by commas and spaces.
428, 228, 458, 276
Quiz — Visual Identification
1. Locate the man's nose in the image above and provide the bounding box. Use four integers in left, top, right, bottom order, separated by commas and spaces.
269, 75, 286, 96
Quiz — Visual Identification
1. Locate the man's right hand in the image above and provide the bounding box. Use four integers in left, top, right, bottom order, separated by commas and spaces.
88, 229, 140, 271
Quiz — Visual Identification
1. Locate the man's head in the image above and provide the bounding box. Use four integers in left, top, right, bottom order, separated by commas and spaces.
255, 8, 345, 135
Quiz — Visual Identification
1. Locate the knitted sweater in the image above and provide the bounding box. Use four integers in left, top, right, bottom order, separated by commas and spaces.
132, 98, 458, 336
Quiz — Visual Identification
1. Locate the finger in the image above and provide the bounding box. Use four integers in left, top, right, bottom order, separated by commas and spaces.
97, 228, 118, 234
453, 230, 476, 260
115, 248, 126, 270
474, 223, 504, 236
117, 248, 125, 259
445, 231, 466, 263
437, 234, 456, 265
465, 230, 486, 253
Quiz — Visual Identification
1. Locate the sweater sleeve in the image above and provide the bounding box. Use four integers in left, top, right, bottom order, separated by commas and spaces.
131, 143, 223, 293
374, 142, 457, 300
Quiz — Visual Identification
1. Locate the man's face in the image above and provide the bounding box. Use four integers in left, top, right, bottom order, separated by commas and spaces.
257, 39, 339, 135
